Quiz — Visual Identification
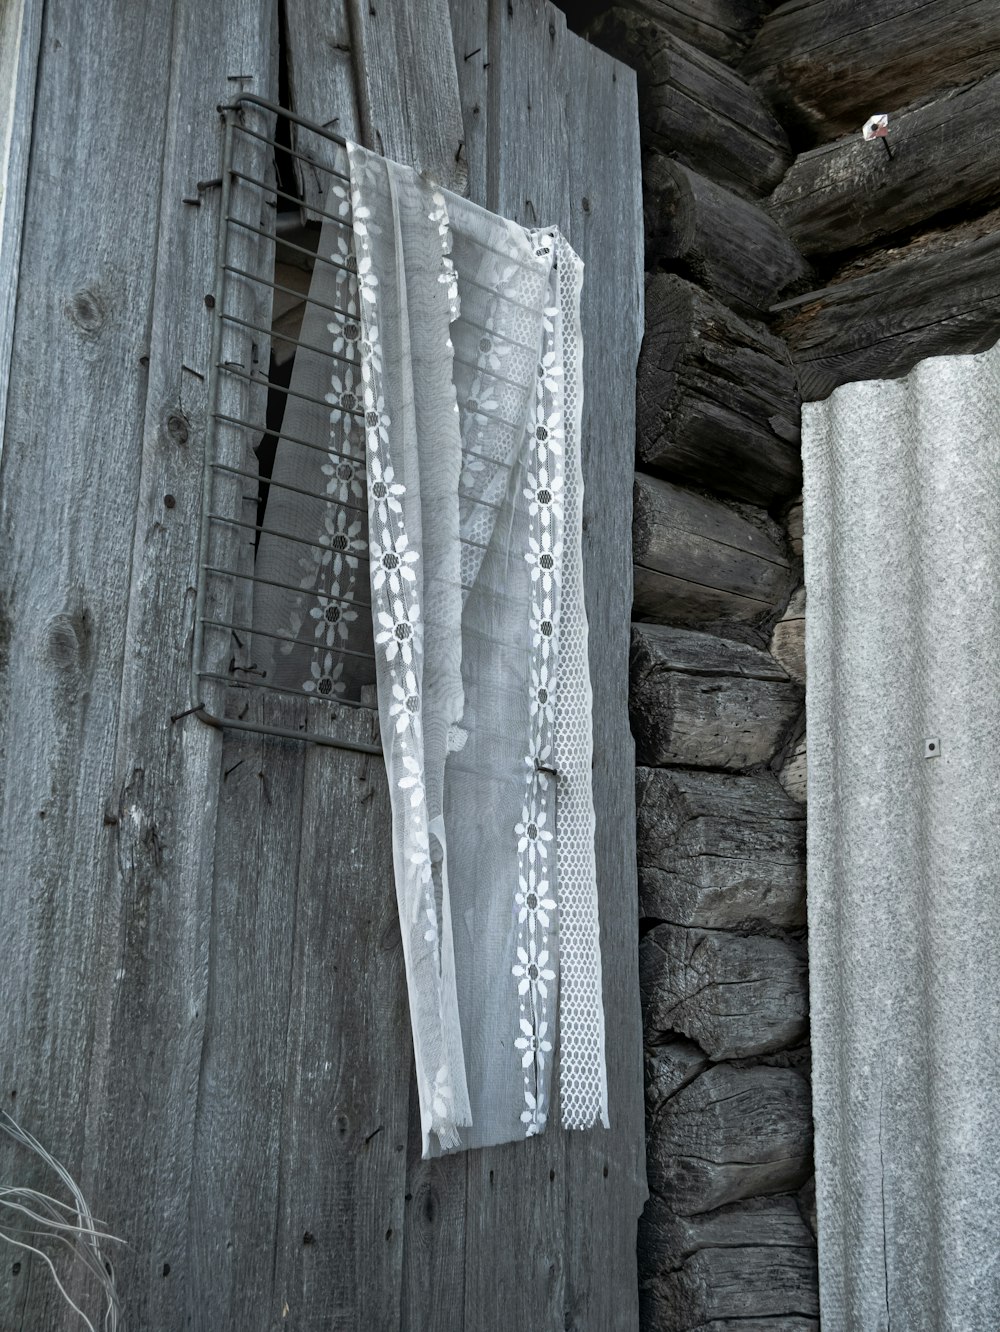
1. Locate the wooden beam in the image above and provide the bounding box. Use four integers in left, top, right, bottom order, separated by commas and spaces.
633, 472, 794, 626
643, 152, 812, 316
587, 7, 791, 198
636, 767, 806, 930
640, 923, 808, 1059
639, 1192, 815, 1279
638, 274, 801, 505
769, 73, 1000, 258
630, 624, 803, 770
770, 584, 805, 682
647, 1063, 813, 1213
776, 211, 1000, 401
612, 0, 774, 64
744, 0, 1000, 146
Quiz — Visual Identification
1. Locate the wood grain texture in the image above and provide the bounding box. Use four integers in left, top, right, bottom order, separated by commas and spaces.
284, 0, 362, 217
348, 0, 467, 194
445, 5, 646, 1331
643, 152, 810, 316
640, 923, 808, 1059
777, 213, 1000, 401
642, 1238, 819, 1326
630, 624, 803, 770
637, 274, 801, 505
769, 73, 1000, 258
647, 1063, 813, 1214
639, 1191, 815, 1276
0, 0, 275, 1321
587, 6, 791, 198
636, 767, 806, 930
770, 584, 805, 683
0, 0, 42, 469
632, 472, 794, 626
744, 0, 1000, 145
606, 0, 774, 63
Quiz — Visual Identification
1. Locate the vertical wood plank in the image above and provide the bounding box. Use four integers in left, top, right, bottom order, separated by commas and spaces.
448, 0, 491, 207
270, 709, 409, 1329
347, 0, 468, 193
0, 0, 42, 467
283, 0, 361, 217
564, 28, 646, 1331
0, 0, 179, 1324
187, 705, 306, 1331
90, 3, 278, 1329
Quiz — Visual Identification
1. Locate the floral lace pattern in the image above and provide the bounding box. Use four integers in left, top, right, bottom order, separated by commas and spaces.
253, 144, 609, 1156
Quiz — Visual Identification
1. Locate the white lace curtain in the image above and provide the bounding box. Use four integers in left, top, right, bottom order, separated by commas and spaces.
253, 144, 607, 1156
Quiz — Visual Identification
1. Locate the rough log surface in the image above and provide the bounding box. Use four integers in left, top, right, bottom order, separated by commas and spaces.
777, 213, 1000, 401
588, 8, 791, 198
637, 274, 801, 504
609, 0, 774, 64
775, 729, 807, 806
643, 152, 810, 315
744, 0, 1000, 146
769, 73, 1000, 257
630, 624, 803, 770
637, 767, 806, 930
642, 1239, 819, 1326
770, 585, 805, 683
639, 1193, 815, 1276
640, 923, 808, 1059
645, 1038, 712, 1118
648, 1063, 813, 1213
632, 473, 794, 626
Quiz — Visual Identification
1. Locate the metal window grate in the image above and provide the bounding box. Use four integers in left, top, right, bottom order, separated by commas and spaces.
191, 95, 383, 755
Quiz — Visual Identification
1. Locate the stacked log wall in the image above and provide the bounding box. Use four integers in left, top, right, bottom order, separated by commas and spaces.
585, 6, 816, 1327
588, 0, 1000, 1325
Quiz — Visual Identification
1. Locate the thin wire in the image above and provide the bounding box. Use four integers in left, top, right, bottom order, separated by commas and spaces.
232, 120, 350, 182
199, 671, 373, 709
217, 364, 366, 418
201, 561, 373, 609
201, 617, 376, 664
223, 262, 357, 321
219, 311, 361, 368
230, 168, 353, 231
226, 215, 355, 277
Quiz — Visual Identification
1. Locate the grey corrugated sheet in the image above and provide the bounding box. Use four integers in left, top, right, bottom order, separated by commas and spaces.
802, 343, 1000, 1331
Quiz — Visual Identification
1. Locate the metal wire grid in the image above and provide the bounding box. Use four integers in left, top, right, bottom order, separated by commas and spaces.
192, 95, 383, 755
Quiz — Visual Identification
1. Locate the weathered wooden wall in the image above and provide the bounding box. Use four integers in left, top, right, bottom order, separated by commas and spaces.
0, 1, 644, 1329
588, 4, 816, 1328
588, 0, 1000, 1326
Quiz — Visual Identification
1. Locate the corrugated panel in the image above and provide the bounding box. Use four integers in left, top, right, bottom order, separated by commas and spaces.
802, 343, 1000, 1331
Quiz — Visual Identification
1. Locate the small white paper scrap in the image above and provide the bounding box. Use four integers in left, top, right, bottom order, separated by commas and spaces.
862, 113, 889, 141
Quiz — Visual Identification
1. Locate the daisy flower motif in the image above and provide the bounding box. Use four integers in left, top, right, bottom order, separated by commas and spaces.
473, 330, 509, 375
321, 450, 365, 502
529, 661, 557, 725
370, 532, 418, 593
423, 904, 439, 946
512, 943, 555, 998
309, 593, 357, 647
325, 364, 362, 427
369, 456, 405, 516
362, 385, 390, 450
515, 804, 553, 863
525, 534, 563, 592
536, 349, 562, 394
319, 509, 366, 578
356, 251, 379, 306
530, 600, 557, 658
303, 652, 345, 698
525, 741, 555, 790
520, 1089, 547, 1135
389, 671, 422, 737
532, 407, 564, 457
515, 1018, 552, 1070
541, 304, 559, 335
462, 383, 500, 432
375, 600, 420, 665
328, 306, 362, 361
515, 874, 556, 931
397, 753, 425, 808
524, 466, 564, 525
